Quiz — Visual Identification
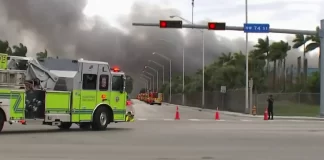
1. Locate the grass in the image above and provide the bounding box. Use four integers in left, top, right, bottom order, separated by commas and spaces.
273, 102, 319, 117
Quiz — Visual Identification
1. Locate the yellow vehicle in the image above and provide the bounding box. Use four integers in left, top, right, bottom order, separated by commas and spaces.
0, 54, 128, 132
146, 92, 162, 105
140, 93, 146, 101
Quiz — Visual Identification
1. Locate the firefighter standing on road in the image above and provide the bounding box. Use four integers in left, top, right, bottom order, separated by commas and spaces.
267, 95, 274, 120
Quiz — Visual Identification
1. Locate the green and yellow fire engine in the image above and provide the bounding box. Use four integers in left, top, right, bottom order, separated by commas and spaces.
0, 53, 129, 132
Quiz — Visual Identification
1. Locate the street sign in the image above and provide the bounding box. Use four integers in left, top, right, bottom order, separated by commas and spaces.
244, 23, 270, 33
220, 86, 226, 93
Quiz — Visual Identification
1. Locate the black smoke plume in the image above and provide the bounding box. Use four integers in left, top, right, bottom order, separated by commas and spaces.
0, 0, 316, 95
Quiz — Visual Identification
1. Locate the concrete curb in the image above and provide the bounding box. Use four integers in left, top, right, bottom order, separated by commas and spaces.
163, 102, 324, 121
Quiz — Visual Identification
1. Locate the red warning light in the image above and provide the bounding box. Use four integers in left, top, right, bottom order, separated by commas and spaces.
208, 23, 216, 29
101, 94, 107, 99
160, 21, 167, 28
159, 20, 182, 28
111, 66, 120, 72
208, 22, 226, 30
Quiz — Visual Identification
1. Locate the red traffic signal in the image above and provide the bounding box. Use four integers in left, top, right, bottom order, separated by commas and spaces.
159, 20, 182, 28
208, 22, 226, 30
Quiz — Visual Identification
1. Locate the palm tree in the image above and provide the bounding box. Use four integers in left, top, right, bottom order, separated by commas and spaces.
292, 34, 310, 86
217, 52, 233, 66
269, 40, 291, 90
12, 43, 27, 57
12, 43, 28, 70
292, 34, 309, 59
0, 40, 9, 53
36, 49, 48, 61
253, 36, 270, 75
305, 27, 320, 68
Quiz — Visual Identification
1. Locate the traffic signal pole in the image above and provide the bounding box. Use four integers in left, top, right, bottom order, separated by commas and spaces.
133, 19, 324, 117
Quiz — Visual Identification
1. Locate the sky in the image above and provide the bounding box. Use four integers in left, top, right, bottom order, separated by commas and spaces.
84, 0, 323, 50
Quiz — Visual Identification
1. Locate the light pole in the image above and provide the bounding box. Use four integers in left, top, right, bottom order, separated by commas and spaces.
139, 77, 148, 91
148, 60, 164, 84
142, 71, 155, 92
152, 52, 172, 102
141, 75, 152, 91
144, 65, 159, 91
245, 0, 249, 113
157, 39, 185, 105
170, 15, 205, 109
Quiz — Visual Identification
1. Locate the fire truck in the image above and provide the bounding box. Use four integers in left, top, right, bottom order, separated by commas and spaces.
0, 54, 129, 132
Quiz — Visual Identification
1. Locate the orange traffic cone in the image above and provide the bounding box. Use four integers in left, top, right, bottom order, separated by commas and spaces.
264, 107, 268, 120
175, 106, 180, 120
215, 107, 220, 120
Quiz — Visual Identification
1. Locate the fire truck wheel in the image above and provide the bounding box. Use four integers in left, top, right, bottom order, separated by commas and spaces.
92, 107, 109, 130
79, 123, 91, 130
0, 111, 4, 132
58, 122, 72, 130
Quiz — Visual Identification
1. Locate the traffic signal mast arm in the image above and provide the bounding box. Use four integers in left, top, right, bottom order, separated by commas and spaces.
133, 22, 318, 35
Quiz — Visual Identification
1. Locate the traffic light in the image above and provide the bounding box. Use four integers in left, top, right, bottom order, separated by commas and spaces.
159, 20, 182, 28
208, 22, 226, 30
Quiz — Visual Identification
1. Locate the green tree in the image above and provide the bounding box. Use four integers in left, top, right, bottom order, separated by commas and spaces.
305, 27, 320, 68
36, 49, 48, 61
292, 34, 310, 87
12, 43, 28, 70
307, 71, 319, 92
12, 43, 27, 57
253, 36, 270, 75
249, 49, 267, 91
0, 40, 12, 54
268, 40, 291, 90
0, 40, 9, 53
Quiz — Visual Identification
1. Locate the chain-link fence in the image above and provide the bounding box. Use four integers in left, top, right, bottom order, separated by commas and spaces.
163, 90, 320, 117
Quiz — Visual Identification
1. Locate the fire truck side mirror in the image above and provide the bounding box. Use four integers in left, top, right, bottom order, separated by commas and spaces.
119, 75, 125, 93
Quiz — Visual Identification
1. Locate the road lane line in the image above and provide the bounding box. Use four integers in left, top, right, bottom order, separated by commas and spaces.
188, 119, 201, 121
240, 119, 252, 122
137, 118, 148, 121
287, 120, 304, 122
163, 118, 174, 121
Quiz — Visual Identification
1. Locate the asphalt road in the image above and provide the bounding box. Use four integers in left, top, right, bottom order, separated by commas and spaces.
0, 99, 323, 160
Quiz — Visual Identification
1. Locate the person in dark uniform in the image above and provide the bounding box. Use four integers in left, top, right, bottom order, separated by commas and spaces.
267, 95, 274, 120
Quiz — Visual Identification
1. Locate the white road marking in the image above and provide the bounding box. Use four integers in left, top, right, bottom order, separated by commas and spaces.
137, 118, 148, 121
188, 119, 201, 121
240, 119, 252, 122
215, 119, 226, 121
163, 119, 174, 121
287, 120, 304, 122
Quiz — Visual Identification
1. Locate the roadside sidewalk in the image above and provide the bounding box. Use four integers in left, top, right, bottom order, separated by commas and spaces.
163, 102, 324, 121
